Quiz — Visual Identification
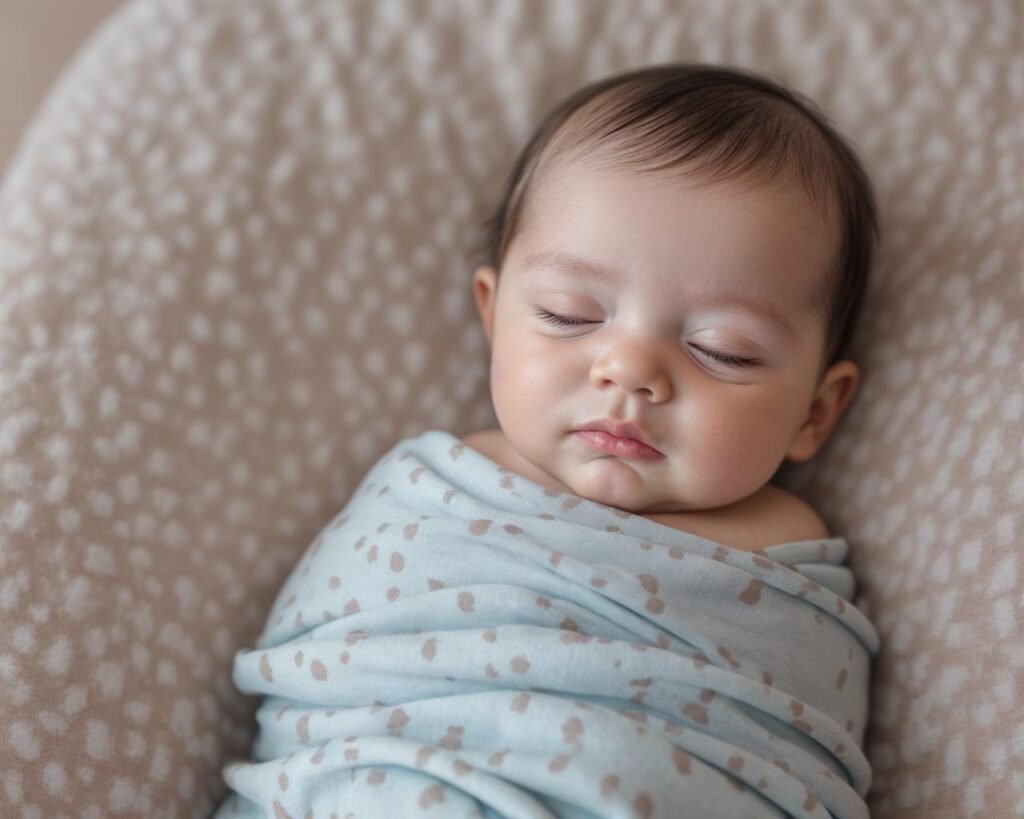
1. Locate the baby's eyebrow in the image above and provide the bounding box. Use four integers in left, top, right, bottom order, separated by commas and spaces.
522, 250, 800, 342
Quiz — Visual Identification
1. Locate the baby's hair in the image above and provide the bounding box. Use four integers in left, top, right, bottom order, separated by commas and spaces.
475, 63, 879, 374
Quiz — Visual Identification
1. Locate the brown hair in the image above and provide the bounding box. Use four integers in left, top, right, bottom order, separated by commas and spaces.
474, 63, 879, 373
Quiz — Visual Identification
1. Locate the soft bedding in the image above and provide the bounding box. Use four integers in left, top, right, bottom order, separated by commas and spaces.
214, 429, 878, 818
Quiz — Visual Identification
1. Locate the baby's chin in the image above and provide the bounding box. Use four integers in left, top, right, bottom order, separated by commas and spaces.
560, 459, 686, 514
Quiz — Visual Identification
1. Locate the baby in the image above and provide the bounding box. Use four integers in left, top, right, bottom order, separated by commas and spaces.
462, 62, 877, 552
217, 63, 881, 819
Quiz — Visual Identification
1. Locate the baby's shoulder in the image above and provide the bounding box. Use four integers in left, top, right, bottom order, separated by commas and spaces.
755, 485, 832, 544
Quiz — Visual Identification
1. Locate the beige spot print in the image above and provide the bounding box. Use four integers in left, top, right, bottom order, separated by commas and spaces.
630, 677, 653, 688
344, 747, 358, 762
340, 651, 350, 664
591, 576, 607, 588
535, 595, 551, 609
408, 467, 425, 483
278, 771, 289, 791
645, 597, 665, 614
752, 554, 775, 570
728, 754, 745, 773
793, 719, 814, 733
560, 617, 578, 631
814, 613, 825, 625
366, 544, 378, 562
693, 654, 709, 669
605, 525, 621, 532
485, 663, 498, 678
448, 443, 464, 460
682, 704, 708, 724
835, 598, 846, 614
789, 699, 804, 717
386, 586, 400, 601
500, 475, 514, 490
673, 747, 692, 774
311, 660, 328, 681
470, 519, 491, 536
260, 654, 274, 682
803, 787, 819, 811
345, 630, 367, 646
510, 693, 530, 713
331, 513, 350, 530
388, 552, 405, 572
668, 546, 684, 559
376, 523, 390, 534
403, 523, 418, 541
387, 708, 409, 735
699, 689, 716, 704
638, 574, 658, 594
416, 746, 437, 767
419, 784, 444, 808
311, 745, 326, 765
548, 754, 570, 772
718, 645, 740, 669
428, 578, 444, 590
510, 656, 530, 673
633, 792, 654, 818
439, 726, 464, 750
443, 489, 457, 503
550, 551, 563, 566
272, 799, 293, 819
452, 759, 473, 776
538, 512, 556, 519
353, 536, 366, 551
503, 523, 522, 534
601, 774, 620, 796
739, 579, 763, 605
294, 650, 304, 668
377, 485, 390, 496
422, 638, 438, 660
488, 750, 508, 767
639, 542, 653, 551
328, 576, 341, 589
458, 592, 475, 612
296, 714, 310, 742
344, 598, 360, 615
763, 671, 773, 687
562, 497, 582, 511
366, 769, 386, 785
482, 627, 497, 642
283, 594, 297, 609
837, 667, 848, 689
562, 716, 583, 743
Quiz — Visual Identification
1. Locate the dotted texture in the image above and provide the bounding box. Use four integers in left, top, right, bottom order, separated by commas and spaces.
0, 0, 1021, 818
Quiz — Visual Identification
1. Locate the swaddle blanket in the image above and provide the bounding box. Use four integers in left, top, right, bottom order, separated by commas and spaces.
215, 430, 879, 819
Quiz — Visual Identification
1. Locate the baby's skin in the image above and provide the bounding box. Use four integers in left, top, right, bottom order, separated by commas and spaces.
463, 158, 860, 552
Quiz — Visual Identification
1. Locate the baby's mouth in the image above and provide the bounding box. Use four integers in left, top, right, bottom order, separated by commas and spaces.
573, 430, 664, 460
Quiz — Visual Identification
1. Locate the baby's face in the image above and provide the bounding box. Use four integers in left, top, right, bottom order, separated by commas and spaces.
473, 159, 857, 514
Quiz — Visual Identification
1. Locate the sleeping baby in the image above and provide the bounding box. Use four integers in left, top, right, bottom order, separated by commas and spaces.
215, 63, 881, 819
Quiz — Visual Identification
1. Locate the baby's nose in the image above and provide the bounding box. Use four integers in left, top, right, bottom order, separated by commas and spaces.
588, 339, 673, 402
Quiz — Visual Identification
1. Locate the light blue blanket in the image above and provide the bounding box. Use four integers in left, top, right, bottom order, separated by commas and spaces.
214, 430, 879, 818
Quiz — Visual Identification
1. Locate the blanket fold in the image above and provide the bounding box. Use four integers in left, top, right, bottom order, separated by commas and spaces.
215, 430, 879, 819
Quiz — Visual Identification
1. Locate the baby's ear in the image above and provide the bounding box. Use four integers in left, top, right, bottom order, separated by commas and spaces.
785, 360, 860, 462
472, 265, 499, 348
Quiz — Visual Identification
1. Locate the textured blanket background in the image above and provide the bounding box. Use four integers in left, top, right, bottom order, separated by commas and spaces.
0, 1, 1021, 817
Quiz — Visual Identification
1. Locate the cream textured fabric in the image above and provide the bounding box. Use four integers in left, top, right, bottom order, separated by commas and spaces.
0, 1, 1020, 818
